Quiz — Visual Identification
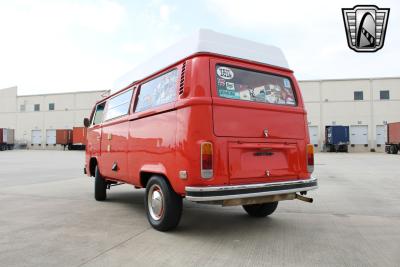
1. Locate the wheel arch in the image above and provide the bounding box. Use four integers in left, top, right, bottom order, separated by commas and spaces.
140, 171, 170, 188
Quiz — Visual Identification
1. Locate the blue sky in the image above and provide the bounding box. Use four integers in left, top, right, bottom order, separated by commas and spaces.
0, 0, 398, 94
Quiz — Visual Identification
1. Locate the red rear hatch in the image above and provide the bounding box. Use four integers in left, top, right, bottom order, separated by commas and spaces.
210, 58, 308, 183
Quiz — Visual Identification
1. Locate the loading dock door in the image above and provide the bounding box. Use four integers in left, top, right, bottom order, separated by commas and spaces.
46, 129, 56, 145
350, 125, 368, 144
308, 126, 318, 146
376, 125, 387, 145
31, 130, 42, 145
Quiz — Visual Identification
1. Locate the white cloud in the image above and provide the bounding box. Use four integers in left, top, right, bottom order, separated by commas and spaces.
121, 43, 147, 54
159, 4, 172, 22
118, 2, 183, 70
0, 0, 128, 94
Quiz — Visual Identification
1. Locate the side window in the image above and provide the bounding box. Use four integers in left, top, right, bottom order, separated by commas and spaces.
135, 69, 178, 112
104, 89, 133, 121
354, 91, 363, 100
92, 102, 106, 125
380, 90, 390, 100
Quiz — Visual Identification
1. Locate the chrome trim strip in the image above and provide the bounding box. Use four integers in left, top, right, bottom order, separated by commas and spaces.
186, 177, 317, 192
185, 177, 318, 202
186, 186, 318, 202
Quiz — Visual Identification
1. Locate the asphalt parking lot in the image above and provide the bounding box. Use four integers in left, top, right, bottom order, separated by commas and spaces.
0, 150, 399, 267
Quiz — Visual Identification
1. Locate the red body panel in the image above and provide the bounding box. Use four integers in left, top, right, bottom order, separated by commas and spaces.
85, 54, 311, 195
0, 129, 3, 145
72, 127, 87, 145
387, 122, 400, 144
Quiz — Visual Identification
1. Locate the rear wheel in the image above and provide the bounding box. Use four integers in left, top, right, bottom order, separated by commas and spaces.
145, 176, 182, 231
94, 166, 107, 201
389, 145, 397, 154
243, 202, 278, 217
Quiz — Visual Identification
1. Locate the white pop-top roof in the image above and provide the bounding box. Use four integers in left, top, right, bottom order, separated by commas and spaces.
113, 29, 289, 92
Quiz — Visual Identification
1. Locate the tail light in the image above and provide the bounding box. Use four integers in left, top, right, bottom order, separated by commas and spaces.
306, 144, 314, 173
201, 142, 213, 179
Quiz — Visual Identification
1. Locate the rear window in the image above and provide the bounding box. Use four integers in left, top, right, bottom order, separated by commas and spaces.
215, 65, 297, 106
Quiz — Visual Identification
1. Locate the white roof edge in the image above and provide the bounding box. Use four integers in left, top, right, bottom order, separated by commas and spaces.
113, 29, 289, 92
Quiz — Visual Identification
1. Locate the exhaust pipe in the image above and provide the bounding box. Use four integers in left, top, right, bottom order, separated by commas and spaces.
295, 194, 313, 203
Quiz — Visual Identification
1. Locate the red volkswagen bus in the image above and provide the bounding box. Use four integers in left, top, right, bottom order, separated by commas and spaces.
84, 30, 317, 231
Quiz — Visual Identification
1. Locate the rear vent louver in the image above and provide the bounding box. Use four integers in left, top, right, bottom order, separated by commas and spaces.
179, 61, 186, 95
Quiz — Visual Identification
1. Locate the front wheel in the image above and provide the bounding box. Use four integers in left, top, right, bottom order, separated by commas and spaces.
145, 176, 182, 231
94, 166, 107, 201
243, 202, 278, 217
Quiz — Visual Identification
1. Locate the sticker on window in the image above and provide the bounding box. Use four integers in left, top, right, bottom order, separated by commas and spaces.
218, 89, 239, 99
215, 65, 297, 106
217, 78, 225, 86
226, 82, 235, 91
217, 66, 234, 80
283, 78, 291, 88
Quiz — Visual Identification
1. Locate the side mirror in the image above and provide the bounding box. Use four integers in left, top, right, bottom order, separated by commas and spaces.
83, 118, 90, 128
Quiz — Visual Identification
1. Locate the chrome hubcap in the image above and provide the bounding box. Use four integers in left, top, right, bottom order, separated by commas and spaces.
148, 185, 164, 221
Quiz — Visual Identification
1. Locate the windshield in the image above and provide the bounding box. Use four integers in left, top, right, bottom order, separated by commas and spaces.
215, 65, 297, 106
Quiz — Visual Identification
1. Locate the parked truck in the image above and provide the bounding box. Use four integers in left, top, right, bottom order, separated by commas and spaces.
0, 128, 15, 151
385, 122, 400, 154
325, 125, 349, 152
68, 127, 87, 150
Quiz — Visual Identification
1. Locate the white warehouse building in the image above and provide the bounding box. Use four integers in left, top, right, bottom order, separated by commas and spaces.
0, 86, 108, 147
299, 76, 400, 152
0, 76, 399, 151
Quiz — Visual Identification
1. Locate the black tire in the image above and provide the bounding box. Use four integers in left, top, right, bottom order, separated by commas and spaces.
243, 202, 278, 217
145, 176, 182, 231
391, 146, 399, 154
94, 166, 107, 201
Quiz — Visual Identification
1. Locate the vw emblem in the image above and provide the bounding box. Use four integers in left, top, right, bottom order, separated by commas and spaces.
263, 129, 269, 138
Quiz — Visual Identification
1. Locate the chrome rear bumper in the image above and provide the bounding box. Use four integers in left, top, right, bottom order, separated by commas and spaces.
185, 177, 318, 202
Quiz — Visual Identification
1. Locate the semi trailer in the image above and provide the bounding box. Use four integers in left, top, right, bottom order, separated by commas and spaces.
0, 128, 15, 151
68, 127, 87, 150
56, 129, 72, 150
324, 125, 349, 152
385, 122, 400, 154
